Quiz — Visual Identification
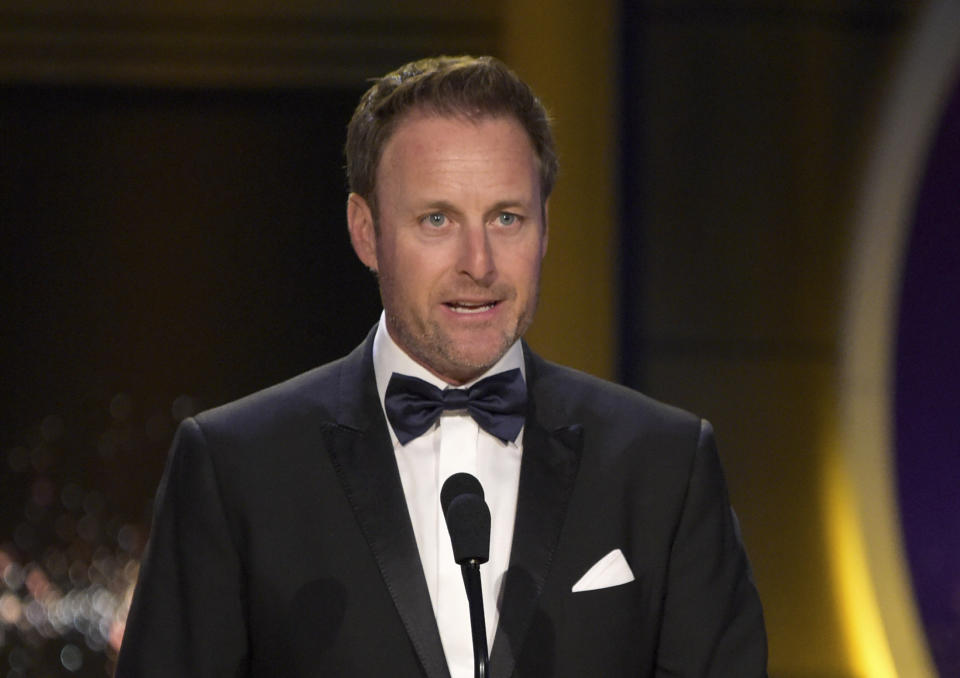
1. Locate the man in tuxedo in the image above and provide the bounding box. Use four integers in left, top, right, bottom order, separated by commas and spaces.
117, 55, 766, 677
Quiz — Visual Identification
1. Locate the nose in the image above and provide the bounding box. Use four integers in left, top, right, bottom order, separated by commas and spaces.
457, 224, 496, 284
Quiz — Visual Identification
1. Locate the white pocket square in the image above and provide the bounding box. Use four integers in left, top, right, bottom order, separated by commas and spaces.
571, 548, 635, 592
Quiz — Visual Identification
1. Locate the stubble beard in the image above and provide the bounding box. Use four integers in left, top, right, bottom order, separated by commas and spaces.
380, 282, 539, 385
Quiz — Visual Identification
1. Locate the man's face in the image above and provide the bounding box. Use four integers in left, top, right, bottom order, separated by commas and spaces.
347, 113, 548, 385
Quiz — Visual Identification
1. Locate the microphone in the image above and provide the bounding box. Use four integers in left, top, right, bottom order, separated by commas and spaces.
441, 472, 490, 564
441, 473, 491, 678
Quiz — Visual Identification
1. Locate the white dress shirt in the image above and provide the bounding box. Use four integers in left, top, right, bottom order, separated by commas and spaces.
372, 314, 524, 678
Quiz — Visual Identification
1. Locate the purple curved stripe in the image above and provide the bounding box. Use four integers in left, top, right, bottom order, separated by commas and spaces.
895, 73, 960, 676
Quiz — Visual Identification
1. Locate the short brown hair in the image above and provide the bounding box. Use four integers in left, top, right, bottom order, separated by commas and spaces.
345, 55, 558, 217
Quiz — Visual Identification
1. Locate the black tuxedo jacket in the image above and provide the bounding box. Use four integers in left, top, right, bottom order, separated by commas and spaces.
117, 331, 766, 677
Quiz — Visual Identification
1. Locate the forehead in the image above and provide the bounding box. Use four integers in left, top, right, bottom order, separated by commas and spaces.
376, 112, 538, 193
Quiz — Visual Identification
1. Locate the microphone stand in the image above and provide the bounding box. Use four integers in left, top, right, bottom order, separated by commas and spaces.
440, 473, 491, 678
460, 558, 489, 678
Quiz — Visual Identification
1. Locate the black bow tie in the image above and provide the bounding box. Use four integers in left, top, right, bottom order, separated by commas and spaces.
384, 368, 526, 445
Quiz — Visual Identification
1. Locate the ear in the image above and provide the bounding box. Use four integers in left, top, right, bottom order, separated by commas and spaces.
347, 193, 378, 272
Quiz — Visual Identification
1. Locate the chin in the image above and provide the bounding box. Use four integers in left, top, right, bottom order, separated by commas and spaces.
441, 339, 513, 375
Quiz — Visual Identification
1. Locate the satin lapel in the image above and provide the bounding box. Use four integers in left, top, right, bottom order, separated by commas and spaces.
326, 332, 451, 678
489, 374, 583, 678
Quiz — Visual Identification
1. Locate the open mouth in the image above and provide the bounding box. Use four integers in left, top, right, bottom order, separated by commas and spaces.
444, 301, 499, 314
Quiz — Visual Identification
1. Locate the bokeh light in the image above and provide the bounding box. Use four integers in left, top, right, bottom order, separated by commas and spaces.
0, 392, 196, 676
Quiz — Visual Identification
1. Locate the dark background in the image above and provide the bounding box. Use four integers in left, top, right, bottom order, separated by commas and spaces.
2, 85, 376, 520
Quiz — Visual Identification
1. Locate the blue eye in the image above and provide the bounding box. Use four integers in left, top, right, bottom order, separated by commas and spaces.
498, 213, 518, 226
425, 213, 447, 227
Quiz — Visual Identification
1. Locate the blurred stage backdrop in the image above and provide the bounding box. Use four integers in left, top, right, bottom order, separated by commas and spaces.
1, 0, 957, 676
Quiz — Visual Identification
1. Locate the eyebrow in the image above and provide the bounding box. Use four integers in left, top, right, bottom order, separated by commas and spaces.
487, 200, 529, 214
422, 200, 461, 218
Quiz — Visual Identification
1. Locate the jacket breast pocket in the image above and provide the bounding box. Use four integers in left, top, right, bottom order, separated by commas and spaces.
567, 578, 641, 631
553, 580, 653, 677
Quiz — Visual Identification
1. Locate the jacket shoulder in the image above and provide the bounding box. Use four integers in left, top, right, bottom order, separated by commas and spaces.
527, 352, 701, 434
207, 359, 338, 418
191, 342, 367, 448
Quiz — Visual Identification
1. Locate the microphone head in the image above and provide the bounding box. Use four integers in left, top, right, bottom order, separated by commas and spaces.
445, 493, 491, 564
441, 472, 484, 514
440, 473, 490, 564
